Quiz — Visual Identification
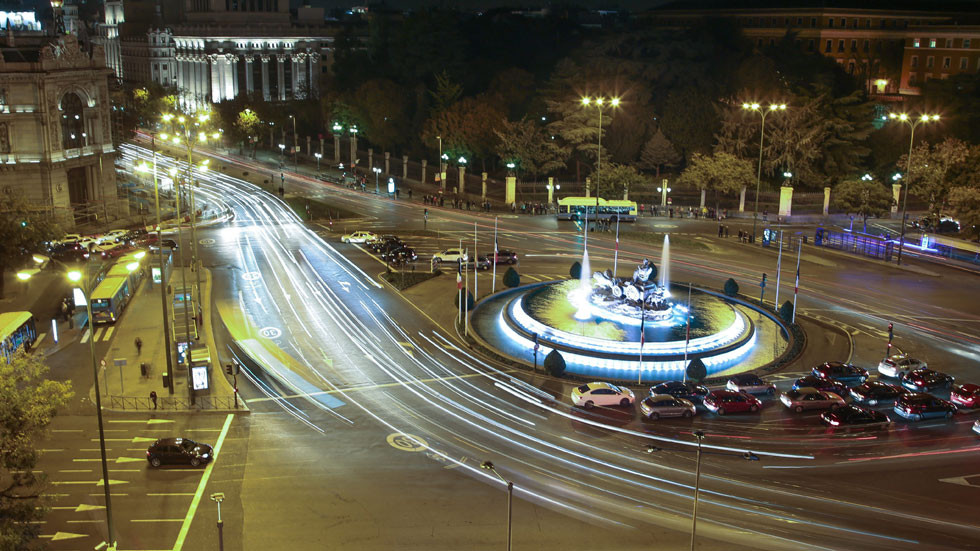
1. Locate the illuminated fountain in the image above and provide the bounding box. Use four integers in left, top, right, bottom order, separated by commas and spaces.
470, 235, 791, 382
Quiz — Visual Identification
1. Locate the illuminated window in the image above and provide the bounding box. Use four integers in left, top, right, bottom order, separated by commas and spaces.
929, 38, 937, 48
913, 38, 920, 47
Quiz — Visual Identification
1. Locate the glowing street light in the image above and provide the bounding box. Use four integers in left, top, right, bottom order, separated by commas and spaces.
888, 112, 941, 265
372, 166, 382, 194
742, 102, 787, 242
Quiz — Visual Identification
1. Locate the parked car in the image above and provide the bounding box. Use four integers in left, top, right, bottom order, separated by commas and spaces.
382, 246, 418, 263
779, 388, 845, 413
487, 250, 519, 265
571, 382, 635, 409
703, 390, 762, 415
811, 362, 869, 384
368, 235, 402, 252
820, 405, 890, 428
146, 437, 214, 468
98, 229, 130, 243
726, 373, 776, 395
974, 419, 980, 436
640, 395, 697, 419
432, 248, 468, 265
900, 368, 954, 392
649, 381, 709, 402
849, 381, 910, 406
792, 376, 848, 398
893, 393, 956, 421
149, 238, 178, 251
950, 384, 980, 408
341, 230, 378, 244
377, 240, 408, 256
877, 354, 927, 378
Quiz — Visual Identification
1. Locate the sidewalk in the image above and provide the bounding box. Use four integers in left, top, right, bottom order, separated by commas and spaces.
89, 266, 246, 413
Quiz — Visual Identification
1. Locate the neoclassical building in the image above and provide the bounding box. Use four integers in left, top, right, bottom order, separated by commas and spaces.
0, 32, 119, 227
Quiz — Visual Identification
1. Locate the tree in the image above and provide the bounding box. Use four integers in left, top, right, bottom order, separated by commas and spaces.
0, 197, 63, 299
686, 358, 707, 382
503, 267, 521, 288
898, 138, 971, 217
0, 352, 74, 548
348, 78, 413, 152
832, 178, 894, 232
233, 107, 262, 157
658, 87, 720, 160
590, 163, 649, 199
421, 97, 506, 170
543, 349, 566, 377
569, 261, 582, 280
428, 71, 463, 114
638, 129, 682, 179
454, 290, 475, 311
723, 278, 739, 297
493, 118, 568, 182
676, 152, 755, 210
779, 300, 795, 325
946, 186, 980, 239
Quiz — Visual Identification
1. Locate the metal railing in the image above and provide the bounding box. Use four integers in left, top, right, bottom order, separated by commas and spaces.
107, 395, 239, 411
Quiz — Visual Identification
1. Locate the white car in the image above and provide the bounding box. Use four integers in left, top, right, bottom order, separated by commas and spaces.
341, 231, 378, 244
973, 419, 980, 436
432, 248, 468, 265
877, 354, 927, 378
571, 382, 635, 409
99, 229, 130, 243
52, 233, 83, 246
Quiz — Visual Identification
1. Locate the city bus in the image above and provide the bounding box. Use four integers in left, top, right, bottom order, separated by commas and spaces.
556, 197, 638, 222
90, 250, 147, 324
0, 311, 37, 362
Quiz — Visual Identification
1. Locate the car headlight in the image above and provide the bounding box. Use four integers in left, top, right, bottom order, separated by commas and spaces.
202, 453, 210, 459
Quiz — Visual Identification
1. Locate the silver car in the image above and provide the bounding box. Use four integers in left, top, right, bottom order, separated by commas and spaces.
779, 388, 845, 413
877, 354, 927, 378
639, 395, 697, 420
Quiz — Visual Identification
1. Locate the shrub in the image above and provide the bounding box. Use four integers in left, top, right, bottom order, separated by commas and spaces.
723, 278, 739, 297
570, 261, 582, 279
686, 358, 707, 382
503, 267, 520, 288
453, 290, 475, 310
543, 349, 566, 377
779, 300, 795, 324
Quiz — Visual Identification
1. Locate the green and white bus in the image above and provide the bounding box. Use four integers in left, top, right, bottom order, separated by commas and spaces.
0, 311, 36, 362
90, 250, 147, 324
556, 196, 638, 222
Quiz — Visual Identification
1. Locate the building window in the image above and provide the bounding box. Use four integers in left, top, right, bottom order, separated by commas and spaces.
863, 39, 870, 52
848, 61, 855, 73
808, 39, 815, 51
770, 38, 775, 47
866, 19, 871, 28
161, 63, 167, 70
797, 17, 802, 25
880, 19, 886, 28
851, 39, 857, 52
811, 17, 816, 27
825, 39, 832, 53
964, 39, 971, 48
960, 57, 968, 69
943, 57, 951, 68
929, 38, 937, 48
945, 39, 953, 48
909, 73, 917, 85
911, 55, 918, 68
60, 93, 85, 149
838, 39, 845, 52
795, 39, 801, 48
926, 56, 934, 68
757, 38, 763, 48
828, 18, 834, 28
913, 38, 920, 48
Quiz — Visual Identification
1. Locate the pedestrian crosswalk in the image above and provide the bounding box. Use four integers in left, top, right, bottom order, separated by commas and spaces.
80, 326, 116, 344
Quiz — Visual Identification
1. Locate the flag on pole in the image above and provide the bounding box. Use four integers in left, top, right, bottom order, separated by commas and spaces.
792, 239, 802, 323
457, 262, 463, 290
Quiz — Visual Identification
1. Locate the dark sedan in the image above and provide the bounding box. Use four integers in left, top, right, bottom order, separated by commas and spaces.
900, 368, 954, 392
488, 250, 519, 265
849, 381, 910, 406
893, 393, 956, 421
381, 246, 417, 262
368, 235, 402, 252
812, 361, 869, 384
649, 381, 710, 402
793, 375, 848, 397
146, 437, 213, 468
821, 405, 890, 428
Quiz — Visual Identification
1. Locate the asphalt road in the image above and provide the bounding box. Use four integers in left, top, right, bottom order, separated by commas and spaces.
60, 142, 979, 551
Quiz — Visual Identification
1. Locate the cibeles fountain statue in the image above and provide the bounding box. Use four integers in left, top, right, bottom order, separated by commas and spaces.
589, 259, 674, 321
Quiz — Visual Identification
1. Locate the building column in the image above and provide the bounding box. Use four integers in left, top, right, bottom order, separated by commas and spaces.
230, 55, 239, 99
244, 56, 254, 95
308, 53, 319, 97
210, 55, 222, 104
276, 54, 286, 101
421, 159, 427, 184
458, 166, 466, 196
260, 55, 270, 101
224, 54, 235, 100
402, 155, 409, 180
824, 187, 832, 216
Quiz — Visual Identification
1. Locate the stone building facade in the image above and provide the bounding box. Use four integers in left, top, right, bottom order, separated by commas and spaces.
0, 33, 119, 227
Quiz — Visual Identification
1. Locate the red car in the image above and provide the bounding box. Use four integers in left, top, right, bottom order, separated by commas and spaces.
951, 384, 980, 408
703, 390, 762, 415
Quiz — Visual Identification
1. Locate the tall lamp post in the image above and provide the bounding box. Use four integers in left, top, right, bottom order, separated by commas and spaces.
580, 96, 620, 206
372, 166, 382, 195
888, 112, 940, 266
742, 102, 786, 242
481, 461, 513, 551
67, 268, 115, 548
289, 114, 298, 172
314, 152, 322, 173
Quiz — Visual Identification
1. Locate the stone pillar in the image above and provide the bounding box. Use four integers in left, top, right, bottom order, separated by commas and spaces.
291, 55, 301, 99
585, 178, 591, 198
260, 55, 270, 101
384, 151, 390, 174
367, 148, 373, 171
739, 186, 746, 213
421, 159, 427, 184
823, 186, 832, 216
276, 55, 286, 101
333, 134, 340, 163
458, 166, 466, 196
176, 56, 184, 102
306, 135, 311, 156
548, 177, 555, 204
224, 54, 235, 100
624, 188, 629, 201
210, 55, 222, 104
244, 56, 254, 94
699, 188, 706, 209
402, 155, 409, 180
505, 176, 516, 206
891, 183, 901, 215
482, 172, 487, 199
308, 54, 319, 97
779, 186, 793, 217
320, 138, 325, 158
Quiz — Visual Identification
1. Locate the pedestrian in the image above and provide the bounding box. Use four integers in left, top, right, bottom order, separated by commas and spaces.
150, 390, 157, 410
408, 189, 412, 199
725, 225, 730, 238
718, 223, 724, 237
135, 336, 143, 355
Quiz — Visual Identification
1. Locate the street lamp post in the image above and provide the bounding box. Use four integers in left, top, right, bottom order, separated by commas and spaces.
373, 166, 382, 194
210, 492, 225, 551
481, 461, 513, 551
689, 430, 705, 551
314, 152, 322, 173
743, 102, 786, 242
67, 268, 115, 548
437, 136, 444, 184
888, 112, 940, 266
657, 184, 671, 208
290, 114, 298, 172
580, 96, 620, 206
349, 126, 358, 170
278, 143, 286, 195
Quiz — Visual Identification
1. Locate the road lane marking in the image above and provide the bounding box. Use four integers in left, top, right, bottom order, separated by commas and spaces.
131, 519, 184, 522
243, 370, 499, 404
40, 531, 89, 540
173, 414, 234, 551
147, 493, 195, 497
387, 433, 428, 452
102, 326, 115, 340
80, 330, 91, 343
57, 469, 92, 473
